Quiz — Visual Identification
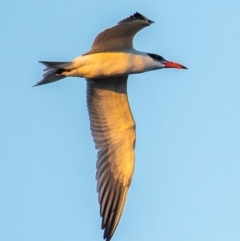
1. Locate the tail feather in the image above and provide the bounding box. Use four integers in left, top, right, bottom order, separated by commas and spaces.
34, 61, 72, 87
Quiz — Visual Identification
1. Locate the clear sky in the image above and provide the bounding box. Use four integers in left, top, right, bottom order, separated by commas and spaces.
1, 1, 240, 241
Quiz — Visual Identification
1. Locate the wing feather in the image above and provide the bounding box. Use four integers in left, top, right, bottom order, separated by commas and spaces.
86, 76, 136, 241
86, 12, 154, 54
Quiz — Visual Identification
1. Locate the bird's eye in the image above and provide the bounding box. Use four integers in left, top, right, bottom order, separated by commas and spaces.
147, 53, 166, 62
157, 55, 165, 61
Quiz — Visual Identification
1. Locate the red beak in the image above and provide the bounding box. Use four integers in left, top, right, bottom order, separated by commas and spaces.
163, 61, 188, 69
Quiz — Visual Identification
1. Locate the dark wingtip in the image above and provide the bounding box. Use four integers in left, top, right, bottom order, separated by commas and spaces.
133, 12, 155, 23
119, 12, 154, 24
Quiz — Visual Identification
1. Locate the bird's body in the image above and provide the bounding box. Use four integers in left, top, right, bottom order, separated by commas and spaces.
35, 12, 187, 241
62, 50, 159, 79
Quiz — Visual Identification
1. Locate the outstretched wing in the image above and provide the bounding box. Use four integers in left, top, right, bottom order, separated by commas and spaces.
86, 76, 136, 241
87, 12, 154, 54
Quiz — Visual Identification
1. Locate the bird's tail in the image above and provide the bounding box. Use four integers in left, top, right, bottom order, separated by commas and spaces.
34, 61, 72, 87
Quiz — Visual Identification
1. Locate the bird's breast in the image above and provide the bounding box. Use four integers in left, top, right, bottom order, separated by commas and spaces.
70, 52, 155, 79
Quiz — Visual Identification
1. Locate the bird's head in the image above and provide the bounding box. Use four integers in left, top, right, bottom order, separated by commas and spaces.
147, 53, 187, 70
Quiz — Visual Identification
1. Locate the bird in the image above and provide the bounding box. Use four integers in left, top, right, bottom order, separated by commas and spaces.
34, 12, 187, 241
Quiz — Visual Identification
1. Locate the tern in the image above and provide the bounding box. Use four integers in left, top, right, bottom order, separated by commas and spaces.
34, 12, 187, 241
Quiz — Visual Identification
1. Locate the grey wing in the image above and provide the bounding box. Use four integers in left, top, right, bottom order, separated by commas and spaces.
86, 76, 136, 241
87, 12, 154, 54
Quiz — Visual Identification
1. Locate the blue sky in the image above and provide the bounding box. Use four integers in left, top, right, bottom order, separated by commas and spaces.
1, 1, 240, 241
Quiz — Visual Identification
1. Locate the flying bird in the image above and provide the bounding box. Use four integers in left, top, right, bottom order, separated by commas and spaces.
34, 12, 187, 241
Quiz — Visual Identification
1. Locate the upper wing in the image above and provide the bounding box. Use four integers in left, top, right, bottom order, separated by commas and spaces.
86, 12, 154, 54
86, 76, 136, 241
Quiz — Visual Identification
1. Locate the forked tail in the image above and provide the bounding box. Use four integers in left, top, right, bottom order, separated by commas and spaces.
34, 61, 72, 86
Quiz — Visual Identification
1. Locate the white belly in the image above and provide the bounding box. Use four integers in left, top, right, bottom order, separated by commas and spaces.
65, 52, 155, 79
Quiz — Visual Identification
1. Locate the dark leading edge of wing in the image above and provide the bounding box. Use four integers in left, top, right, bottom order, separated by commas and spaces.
86, 77, 136, 241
